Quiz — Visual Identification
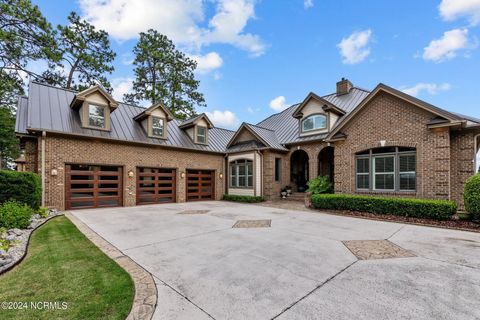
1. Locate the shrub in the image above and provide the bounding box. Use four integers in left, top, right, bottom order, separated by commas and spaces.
223, 194, 264, 203
464, 174, 480, 220
306, 176, 333, 194
0, 170, 41, 209
311, 194, 457, 220
0, 200, 34, 229
38, 206, 49, 218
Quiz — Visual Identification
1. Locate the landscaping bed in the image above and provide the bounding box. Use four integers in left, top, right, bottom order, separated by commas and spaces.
0, 216, 134, 320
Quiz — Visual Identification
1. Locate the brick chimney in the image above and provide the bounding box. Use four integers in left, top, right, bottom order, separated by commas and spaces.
336, 78, 353, 95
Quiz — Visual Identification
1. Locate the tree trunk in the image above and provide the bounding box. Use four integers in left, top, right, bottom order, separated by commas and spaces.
66, 59, 80, 89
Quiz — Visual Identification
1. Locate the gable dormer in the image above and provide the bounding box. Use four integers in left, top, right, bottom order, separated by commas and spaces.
70, 85, 119, 131
293, 92, 345, 136
179, 113, 214, 144
134, 103, 174, 139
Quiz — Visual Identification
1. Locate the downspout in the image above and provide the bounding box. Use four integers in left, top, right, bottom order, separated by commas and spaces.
41, 131, 46, 207
475, 134, 480, 174
255, 150, 263, 197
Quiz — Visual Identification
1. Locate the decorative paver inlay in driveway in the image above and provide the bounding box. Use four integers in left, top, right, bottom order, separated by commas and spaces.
177, 209, 210, 215
343, 240, 416, 260
232, 219, 272, 228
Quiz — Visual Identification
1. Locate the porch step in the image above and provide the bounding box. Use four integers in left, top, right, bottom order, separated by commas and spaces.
283, 193, 306, 202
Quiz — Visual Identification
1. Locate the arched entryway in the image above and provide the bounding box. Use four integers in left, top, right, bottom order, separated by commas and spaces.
290, 150, 309, 192
318, 146, 334, 184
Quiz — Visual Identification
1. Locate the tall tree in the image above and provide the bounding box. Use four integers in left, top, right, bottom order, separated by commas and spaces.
43, 12, 116, 91
125, 30, 205, 119
0, 107, 19, 169
0, 0, 59, 82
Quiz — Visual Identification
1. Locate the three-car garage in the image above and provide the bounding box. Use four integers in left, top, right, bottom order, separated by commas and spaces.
65, 164, 216, 209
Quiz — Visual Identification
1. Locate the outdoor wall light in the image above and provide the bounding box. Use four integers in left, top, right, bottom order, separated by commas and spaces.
51, 169, 58, 176
181, 172, 185, 179
219, 173, 223, 179
128, 170, 134, 178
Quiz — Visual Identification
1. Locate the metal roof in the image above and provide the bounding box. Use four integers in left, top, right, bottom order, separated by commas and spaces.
22, 82, 235, 153
15, 96, 29, 135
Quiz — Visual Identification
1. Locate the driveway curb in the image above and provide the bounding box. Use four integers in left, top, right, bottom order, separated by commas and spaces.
66, 212, 157, 320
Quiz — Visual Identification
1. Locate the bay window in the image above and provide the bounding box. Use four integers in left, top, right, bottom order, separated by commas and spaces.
355, 147, 416, 192
230, 159, 253, 188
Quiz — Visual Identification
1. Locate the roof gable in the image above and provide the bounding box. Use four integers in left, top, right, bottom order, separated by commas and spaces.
69, 85, 119, 110
326, 83, 463, 140
179, 113, 214, 129
292, 92, 345, 119
133, 102, 174, 122
227, 123, 287, 152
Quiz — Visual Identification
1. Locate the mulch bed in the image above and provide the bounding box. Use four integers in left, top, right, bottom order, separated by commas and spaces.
318, 209, 480, 233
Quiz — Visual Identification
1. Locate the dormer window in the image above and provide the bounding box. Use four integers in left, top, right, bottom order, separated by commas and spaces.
196, 125, 207, 144
302, 114, 327, 132
88, 104, 106, 128
151, 116, 165, 138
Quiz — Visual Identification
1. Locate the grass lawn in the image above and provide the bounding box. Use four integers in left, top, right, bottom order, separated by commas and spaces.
0, 216, 134, 320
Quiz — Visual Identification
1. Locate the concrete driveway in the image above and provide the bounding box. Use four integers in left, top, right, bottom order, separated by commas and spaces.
71, 201, 480, 320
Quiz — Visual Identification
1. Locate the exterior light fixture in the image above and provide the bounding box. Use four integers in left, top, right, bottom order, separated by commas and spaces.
219, 173, 223, 179
51, 169, 58, 176
128, 170, 134, 178
181, 172, 185, 179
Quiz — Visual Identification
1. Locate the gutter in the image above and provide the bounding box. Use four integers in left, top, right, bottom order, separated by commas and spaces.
41, 131, 46, 207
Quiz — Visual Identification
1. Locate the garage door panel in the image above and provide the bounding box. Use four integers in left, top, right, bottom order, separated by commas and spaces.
65, 164, 123, 210
186, 170, 215, 201
136, 167, 176, 205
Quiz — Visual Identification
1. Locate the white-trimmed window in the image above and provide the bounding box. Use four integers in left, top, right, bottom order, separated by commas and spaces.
302, 114, 327, 132
196, 125, 207, 144
88, 104, 106, 128
230, 159, 253, 188
151, 116, 165, 137
355, 147, 416, 192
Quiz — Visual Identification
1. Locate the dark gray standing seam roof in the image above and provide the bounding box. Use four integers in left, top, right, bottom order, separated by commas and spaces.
23, 82, 235, 153
257, 87, 371, 144
15, 97, 29, 135
243, 123, 287, 151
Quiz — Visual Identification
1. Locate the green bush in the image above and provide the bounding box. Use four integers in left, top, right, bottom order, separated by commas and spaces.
464, 174, 480, 219
38, 206, 49, 218
0, 200, 34, 229
223, 194, 264, 203
0, 170, 41, 209
306, 176, 333, 194
311, 194, 457, 220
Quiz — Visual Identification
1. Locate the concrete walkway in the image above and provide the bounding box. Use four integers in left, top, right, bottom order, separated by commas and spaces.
72, 201, 480, 320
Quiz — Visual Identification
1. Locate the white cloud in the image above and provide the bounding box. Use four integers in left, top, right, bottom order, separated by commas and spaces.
422, 28, 471, 62
213, 71, 222, 80
121, 53, 135, 65
269, 96, 288, 111
401, 83, 451, 97
189, 52, 223, 74
206, 110, 240, 129
79, 0, 265, 56
304, 0, 314, 9
247, 107, 260, 113
337, 29, 372, 64
111, 77, 134, 101
439, 0, 480, 25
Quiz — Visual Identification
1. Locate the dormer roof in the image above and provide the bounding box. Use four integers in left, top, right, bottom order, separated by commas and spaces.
133, 102, 175, 122
292, 92, 345, 119
69, 84, 119, 111
179, 113, 214, 129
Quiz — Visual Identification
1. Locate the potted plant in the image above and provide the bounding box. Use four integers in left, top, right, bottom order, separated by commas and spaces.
280, 188, 287, 199
285, 186, 292, 196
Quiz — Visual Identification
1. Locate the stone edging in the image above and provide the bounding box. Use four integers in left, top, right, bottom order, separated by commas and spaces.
65, 212, 157, 320
0, 214, 63, 275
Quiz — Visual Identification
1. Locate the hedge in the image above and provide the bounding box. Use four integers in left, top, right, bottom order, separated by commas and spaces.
223, 194, 264, 203
0, 170, 42, 209
311, 194, 457, 220
0, 200, 34, 229
464, 174, 480, 219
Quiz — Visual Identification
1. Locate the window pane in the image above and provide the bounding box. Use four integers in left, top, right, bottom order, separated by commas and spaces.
375, 156, 394, 173
302, 118, 314, 131
230, 165, 236, 187
275, 158, 281, 181
314, 115, 326, 129
238, 165, 246, 175
400, 154, 415, 172
88, 104, 105, 128
152, 117, 164, 137
302, 115, 327, 132
357, 175, 369, 189
239, 176, 246, 187
197, 126, 206, 143
400, 173, 416, 191
375, 174, 394, 190
248, 176, 253, 187
356, 158, 369, 173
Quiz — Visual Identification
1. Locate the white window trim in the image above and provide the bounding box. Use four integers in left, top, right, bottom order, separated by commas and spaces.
151, 116, 165, 138
398, 154, 416, 191
229, 160, 253, 189
196, 125, 207, 144
373, 155, 395, 191
301, 114, 327, 132
356, 157, 370, 190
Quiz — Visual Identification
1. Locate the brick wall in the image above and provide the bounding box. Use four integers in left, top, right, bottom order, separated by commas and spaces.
24, 138, 38, 172
262, 150, 289, 199
38, 135, 225, 210
333, 92, 453, 201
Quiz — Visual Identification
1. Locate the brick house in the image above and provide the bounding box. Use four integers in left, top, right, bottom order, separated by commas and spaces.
15, 79, 480, 210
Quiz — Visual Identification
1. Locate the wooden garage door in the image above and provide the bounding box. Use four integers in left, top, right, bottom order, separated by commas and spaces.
136, 167, 176, 205
65, 164, 123, 210
186, 170, 215, 201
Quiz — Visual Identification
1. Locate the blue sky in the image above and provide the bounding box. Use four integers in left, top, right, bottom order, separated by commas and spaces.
32, 0, 480, 130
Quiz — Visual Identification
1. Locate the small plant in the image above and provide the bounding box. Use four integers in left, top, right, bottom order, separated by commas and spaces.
38, 206, 49, 218
0, 227, 7, 251
464, 174, 480, 220
223, 195, 264, 203
306, 176, 333, 194
0, 200, 34, 229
